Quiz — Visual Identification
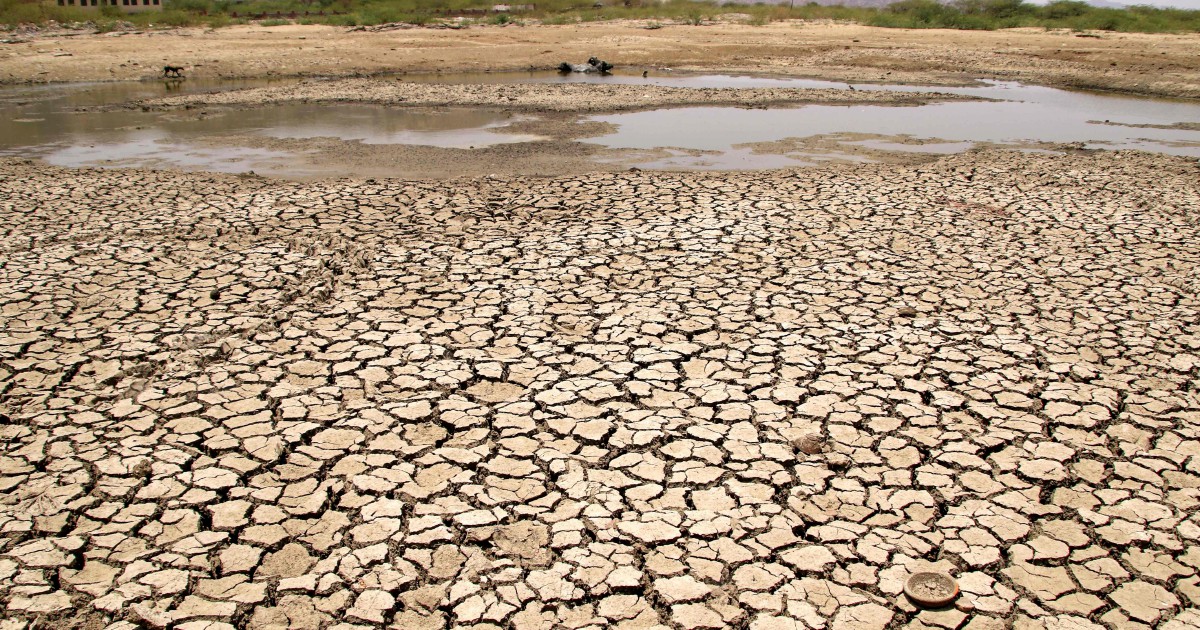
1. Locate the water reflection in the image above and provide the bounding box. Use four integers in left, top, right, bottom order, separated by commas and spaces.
255, 106, 536, 147
45, 131, 302, 175
0, 78, 541, 175
585, 80, 1200, 169
0, 73, 1197, 175
412, 71, 1200, 167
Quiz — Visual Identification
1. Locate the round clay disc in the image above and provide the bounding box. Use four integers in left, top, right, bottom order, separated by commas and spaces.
903, 571, 959, 608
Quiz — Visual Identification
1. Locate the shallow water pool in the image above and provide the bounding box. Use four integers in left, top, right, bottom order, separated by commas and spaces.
0, 73, 1197, 176
583, 79, 1200, 169
0, 78, 539, 176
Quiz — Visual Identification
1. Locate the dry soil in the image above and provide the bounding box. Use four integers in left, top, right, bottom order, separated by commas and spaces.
1, 19, 1200, 630
2, 20, 1199, 99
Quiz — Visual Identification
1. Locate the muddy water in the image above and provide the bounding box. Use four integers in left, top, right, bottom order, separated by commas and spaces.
409, 71, 1200, 166
0, 78, 538, 175
1, 73, 1198, 176
583, 79, 1200, 169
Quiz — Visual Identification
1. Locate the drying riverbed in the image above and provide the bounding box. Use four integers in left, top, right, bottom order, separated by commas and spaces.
3, 20, 1200, 100
2, 149, 1199, 629
132, 79, 971, 113
1, 18, 1200, 630
4, 72, 1197, 178
2, 18, 1198, 178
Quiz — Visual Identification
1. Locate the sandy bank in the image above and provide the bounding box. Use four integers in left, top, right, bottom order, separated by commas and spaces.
130, 79, 974, 114
2, 21, 1199, 99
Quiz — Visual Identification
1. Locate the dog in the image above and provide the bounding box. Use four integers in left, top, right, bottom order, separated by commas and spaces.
163, 65, 185, 78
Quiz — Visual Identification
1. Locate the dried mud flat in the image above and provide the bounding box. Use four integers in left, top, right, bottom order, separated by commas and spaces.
3, 21, 1200, 99
132, 80, 973, 114
1, 149, 1199, 630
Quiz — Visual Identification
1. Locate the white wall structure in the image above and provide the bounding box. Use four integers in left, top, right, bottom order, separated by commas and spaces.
55, 0, 164, 13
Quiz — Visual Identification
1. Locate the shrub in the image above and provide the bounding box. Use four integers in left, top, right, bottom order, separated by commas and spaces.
0, 0, 1197, 34
1041, 0, 1088, 19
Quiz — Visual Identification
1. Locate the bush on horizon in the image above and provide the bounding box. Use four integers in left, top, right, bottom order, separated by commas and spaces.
2, 0, 1198, 33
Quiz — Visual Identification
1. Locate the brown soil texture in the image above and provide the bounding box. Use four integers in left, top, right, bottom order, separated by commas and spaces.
2, 20, 1199, 99
2, 17, 1200, 630
134, 79, 973, 113
2, 149, 1200, 629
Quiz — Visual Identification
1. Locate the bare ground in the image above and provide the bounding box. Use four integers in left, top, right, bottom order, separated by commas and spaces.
1, 149, 1199, 629
130, 80, 975, 113
2, 20, 1199, 99
2, 19, 1200, 630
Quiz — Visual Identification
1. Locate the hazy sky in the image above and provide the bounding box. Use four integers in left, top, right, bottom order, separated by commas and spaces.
754, 0, 1200, 12
1023, 0, 1200, 8
1083, 0, 1200, 9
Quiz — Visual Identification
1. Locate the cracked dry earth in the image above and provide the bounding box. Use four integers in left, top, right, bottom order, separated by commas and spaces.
1, 150, 1199, 630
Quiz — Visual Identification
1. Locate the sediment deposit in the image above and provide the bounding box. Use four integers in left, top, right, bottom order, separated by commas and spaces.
1, 150, 1199, 629
3, 21, 1200, 100
131, 80, 972, 113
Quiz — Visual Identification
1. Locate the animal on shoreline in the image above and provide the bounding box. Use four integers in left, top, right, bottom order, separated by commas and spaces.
587, 57, 613, 73
163, 65, 185, 78
557, 57, 613, 74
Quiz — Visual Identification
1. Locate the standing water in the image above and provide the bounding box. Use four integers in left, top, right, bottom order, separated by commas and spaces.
0, 73, 1197, 176
581, 78, 1200, 169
